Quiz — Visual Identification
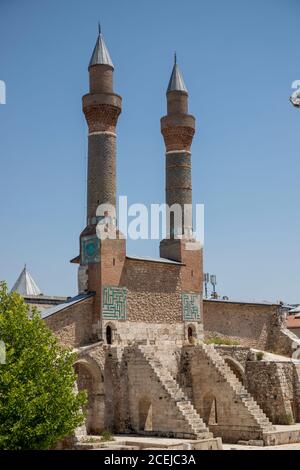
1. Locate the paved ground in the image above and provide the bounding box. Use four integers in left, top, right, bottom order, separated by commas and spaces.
224, 443, 300, 450
112, 435, 192, 445
84, 434, 300, 451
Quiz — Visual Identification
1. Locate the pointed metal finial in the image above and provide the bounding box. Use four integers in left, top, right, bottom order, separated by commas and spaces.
167, 54, 188, 93
89, 23, 114, 68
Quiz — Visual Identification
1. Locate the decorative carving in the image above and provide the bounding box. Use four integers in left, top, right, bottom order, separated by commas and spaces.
102, 286, 127, 320
182, 293, 201, 321
84, 104, 121, 133
81, 235, 100, 265
162, 126, 195, 152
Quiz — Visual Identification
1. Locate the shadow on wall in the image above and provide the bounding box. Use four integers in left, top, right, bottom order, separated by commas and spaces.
74, 358, 105, 434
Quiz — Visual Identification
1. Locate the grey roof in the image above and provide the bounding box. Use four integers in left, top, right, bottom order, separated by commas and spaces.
11, 265, 42, 296
41, 293, 94, 319
89, 25, 114, 69
167, 54, 187, 93
126, 255, 184, 265
289, 305, 300, 314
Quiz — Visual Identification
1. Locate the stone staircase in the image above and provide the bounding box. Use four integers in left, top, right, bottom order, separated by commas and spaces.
137, 345, 211, 440
199, 343, 275, 433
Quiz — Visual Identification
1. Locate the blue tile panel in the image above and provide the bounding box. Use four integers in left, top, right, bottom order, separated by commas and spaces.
81, 235, 100, 264
102, 286, 127, 320
182, 293, 201, 321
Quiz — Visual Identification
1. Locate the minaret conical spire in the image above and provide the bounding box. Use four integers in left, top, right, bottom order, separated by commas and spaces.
167, 54, 187, 93
89, 24, 114, 69
11, 265, 42, 296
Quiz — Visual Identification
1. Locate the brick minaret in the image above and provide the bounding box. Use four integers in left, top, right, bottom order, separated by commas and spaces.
160, 54, 195, 239
78, 27, 125, 339
160, 55, 202, 296
83, 24, 122, 225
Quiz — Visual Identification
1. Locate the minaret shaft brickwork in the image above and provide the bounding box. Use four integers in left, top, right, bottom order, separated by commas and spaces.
160, 60, 202, 301
160, 69, 195, 238
78, 31, 124, 332
83, 53, 121, 224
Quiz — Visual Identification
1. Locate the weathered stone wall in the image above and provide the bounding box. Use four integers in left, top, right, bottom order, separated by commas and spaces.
185, 344, 273, 443
204, 300, 280, 350
203, 300, 300, 359
75, 343, 129, 434
100, 257, 203, 347
269, 325, 300, 358
102, 320, 202, 350
125, 345, 210, 439
214, 345, 250, 369
44, 297, 95, 348
245, 361, 296, 424
124, 259, 182, 323
24, 295, 67, 312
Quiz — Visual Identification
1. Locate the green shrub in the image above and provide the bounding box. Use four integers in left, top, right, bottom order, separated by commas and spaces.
0, 282, 87, 450
101, 430, 114, 442
276, 413, 293, 425
256, 351, 264, 361
205, 336, 239, 346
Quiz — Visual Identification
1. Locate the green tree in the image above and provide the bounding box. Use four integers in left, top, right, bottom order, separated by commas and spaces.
0, 282, 87, 450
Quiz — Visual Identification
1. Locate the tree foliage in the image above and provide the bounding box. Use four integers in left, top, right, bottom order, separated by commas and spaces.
0, 282, 86, 450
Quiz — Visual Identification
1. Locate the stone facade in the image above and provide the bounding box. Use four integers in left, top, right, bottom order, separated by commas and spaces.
39, 31, 300, 448
245, 361, 300, 425
203, 299, 300, 359
24, 295, 68, 312
203, 300, 279, 349
44, 297, 95, 347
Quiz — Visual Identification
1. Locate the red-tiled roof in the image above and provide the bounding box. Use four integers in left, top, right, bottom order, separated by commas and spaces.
286, 315, 300, 328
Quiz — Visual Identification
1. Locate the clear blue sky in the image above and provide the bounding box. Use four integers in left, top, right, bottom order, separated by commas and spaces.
0, 0, 299, 302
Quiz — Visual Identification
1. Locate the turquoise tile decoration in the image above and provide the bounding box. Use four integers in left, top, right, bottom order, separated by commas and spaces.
81, 235, 100, 264
102, 286, 127, 320
182, 293, 201, 321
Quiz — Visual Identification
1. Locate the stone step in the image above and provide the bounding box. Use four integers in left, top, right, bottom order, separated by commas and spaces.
138, 345, 210, 440
199, 343, 275, 432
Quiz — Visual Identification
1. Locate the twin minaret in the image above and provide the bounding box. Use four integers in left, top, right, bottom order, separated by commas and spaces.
82, 27, 196, 251
161, 53, 195, 240
83, 25, 122, 225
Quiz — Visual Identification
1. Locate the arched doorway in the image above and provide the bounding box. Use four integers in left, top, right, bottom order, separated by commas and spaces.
203, 393, 218, 425
224, 357, 245, 385
74, 359, 104, 434
106, 325, 112, 345
139, 396, 153, 432
187, 324, 196, 344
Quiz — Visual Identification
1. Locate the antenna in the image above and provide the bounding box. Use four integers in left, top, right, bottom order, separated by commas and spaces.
204, 273, 210, 299
210, 274, 217, 299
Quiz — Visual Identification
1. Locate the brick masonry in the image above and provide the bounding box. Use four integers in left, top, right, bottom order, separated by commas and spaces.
203, 300, 281, 350
44, 297, 95, 347
86, 133, 117, 219
42, 37, 300, 447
